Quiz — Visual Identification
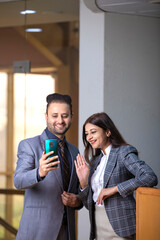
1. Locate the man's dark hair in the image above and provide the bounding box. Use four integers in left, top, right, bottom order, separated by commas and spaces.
46, 93, 72, 115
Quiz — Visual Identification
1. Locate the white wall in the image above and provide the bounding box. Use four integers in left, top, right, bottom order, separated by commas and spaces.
78, 0, 105, 151
78, 1, 105, 239
104, 13, 160, 184
78, 2, 160, 239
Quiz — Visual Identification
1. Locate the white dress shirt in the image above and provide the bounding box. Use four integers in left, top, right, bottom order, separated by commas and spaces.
91, 144, 112, 206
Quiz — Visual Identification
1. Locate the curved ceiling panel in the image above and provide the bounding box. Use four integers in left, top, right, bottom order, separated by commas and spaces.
96, 0, 160, 18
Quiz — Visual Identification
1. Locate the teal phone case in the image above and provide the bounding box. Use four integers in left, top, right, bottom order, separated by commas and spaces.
45, 139, 58, 166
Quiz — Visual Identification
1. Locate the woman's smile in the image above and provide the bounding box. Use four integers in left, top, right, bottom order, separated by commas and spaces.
85, 123, 110, 151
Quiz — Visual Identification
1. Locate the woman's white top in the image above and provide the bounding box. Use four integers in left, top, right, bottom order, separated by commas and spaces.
91, 144, 112, 206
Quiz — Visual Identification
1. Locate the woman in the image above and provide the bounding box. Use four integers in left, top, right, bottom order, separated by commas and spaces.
75, 112, 158, 240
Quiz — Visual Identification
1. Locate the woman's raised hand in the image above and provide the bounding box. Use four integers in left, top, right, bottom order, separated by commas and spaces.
74, 154, 89, 189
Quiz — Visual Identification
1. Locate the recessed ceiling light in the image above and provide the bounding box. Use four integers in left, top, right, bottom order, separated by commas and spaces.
25, 28, 42, 33
20, 10, 36, 15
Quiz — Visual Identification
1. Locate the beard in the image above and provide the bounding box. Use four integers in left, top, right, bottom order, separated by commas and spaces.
47, 121, 71, 137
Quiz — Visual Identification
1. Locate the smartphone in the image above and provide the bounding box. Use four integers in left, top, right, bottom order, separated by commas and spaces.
45, 139, 58, 167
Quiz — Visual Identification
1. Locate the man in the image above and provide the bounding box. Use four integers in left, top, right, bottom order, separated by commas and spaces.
14, 93, 83, 240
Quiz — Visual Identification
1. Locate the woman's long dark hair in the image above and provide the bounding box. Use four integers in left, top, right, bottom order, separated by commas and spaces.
83, 112, 128, 164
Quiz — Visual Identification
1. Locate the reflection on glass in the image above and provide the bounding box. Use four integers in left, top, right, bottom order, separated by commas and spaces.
0, 73, 7, 173
13, 195, 24, 230
0, 194, 6, 238
13, 73, 55, 231
14, 73, 55, 168
0, 73, 7, 239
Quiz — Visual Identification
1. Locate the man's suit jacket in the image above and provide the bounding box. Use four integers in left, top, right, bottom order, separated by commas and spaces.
14, 130, 81, 240
79, 145, 158, 240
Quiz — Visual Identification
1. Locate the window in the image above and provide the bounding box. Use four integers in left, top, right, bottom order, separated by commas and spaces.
0, 73, 7, 238
0, 72, 55, 239
14, 73, 55, 166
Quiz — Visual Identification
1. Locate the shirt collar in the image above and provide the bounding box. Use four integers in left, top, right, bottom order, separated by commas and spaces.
45, 128, 66, 143
101, 144, 112, 156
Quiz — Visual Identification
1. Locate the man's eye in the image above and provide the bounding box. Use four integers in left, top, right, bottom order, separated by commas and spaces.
52, 115, 57, 118
62, 115, 68, 118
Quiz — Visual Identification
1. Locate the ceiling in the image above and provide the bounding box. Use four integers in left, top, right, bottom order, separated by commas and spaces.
0, 0, 79, 27
96, 0, 160, 18
0, 0, 159, 71
0, 0, 160, 29
0, 0, 80, 70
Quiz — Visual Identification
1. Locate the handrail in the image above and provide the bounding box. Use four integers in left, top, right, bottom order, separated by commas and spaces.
0, 188, 25, 236
0, 217, 17, 236
0, 188, 25, 195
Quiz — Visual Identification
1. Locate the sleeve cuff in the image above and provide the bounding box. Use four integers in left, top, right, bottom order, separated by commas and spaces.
37, 168, 45, 182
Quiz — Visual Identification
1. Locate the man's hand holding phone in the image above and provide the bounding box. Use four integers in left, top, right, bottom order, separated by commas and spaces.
39, 151, 60, 177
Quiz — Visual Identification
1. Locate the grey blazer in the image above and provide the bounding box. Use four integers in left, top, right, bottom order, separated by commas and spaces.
14, 130, 82, 240
79, 145, 158, 240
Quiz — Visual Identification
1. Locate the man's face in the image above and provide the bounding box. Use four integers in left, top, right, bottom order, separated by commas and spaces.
45, 102, 72, 139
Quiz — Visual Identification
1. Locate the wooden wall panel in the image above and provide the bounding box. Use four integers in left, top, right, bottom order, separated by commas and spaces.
136, 187, 160, 240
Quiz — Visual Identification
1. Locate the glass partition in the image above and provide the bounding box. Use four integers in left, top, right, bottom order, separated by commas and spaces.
14, 73, 55, 167
0, 73, 7, 174
0, 73, 7, 239
0, 0, 79, 238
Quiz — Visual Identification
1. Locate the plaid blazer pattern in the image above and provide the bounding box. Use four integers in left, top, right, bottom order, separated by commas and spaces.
79, 145, 158, 240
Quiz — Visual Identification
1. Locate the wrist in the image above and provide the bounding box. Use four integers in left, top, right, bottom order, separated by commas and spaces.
37, 168, 45, 181
80, 182, 88, 189
39, 168, 45, 178
114, 186, 118, 193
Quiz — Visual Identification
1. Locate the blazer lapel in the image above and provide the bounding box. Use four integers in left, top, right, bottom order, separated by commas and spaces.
88, 154, 102, 185
103, 147, 119, 187
66, 143, 78, 190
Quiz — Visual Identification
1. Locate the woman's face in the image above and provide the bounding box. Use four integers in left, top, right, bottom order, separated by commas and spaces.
85, 123, 111, 153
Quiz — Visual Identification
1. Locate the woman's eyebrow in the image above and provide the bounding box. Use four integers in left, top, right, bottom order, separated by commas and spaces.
85, 128, 97, 132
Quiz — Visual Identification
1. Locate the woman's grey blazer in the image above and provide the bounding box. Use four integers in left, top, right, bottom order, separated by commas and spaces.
14, 130, 82, 240
79, 145, 158, 240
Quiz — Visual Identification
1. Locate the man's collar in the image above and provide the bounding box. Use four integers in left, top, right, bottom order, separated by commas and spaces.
45, 128, 66, 142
